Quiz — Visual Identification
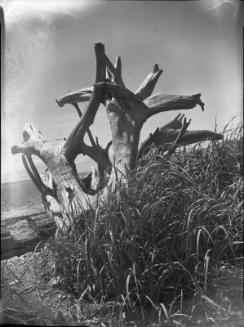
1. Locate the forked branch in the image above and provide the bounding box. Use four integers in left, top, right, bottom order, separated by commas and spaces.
105, 55, 125, 87
167, 117, 191, 155
161, 113, 185, 130
138, 114, 223, 158
63, 43, 112, 175
72, 103, 96, 147
63, 84, 107, 162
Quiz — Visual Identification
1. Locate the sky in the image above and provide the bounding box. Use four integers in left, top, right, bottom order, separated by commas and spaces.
1, 0, 243, 183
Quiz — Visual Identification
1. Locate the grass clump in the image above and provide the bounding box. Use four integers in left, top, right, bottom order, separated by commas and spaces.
44, 125, 243, 323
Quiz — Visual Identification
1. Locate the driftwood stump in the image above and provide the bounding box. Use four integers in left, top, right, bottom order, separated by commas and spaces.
11, 43, 223, 236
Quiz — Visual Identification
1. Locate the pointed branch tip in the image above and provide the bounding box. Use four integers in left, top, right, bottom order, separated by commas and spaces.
94, 42, 105, 49
11, 145, 19, 155
153, 64, 159, 72
105, 140, 112, 152
193, 93, 205, 111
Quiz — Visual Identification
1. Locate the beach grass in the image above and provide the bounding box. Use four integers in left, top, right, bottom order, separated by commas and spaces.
1, 123, 243, 326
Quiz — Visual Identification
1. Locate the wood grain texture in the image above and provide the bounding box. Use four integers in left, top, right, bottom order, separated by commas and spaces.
1, 212, 55, 260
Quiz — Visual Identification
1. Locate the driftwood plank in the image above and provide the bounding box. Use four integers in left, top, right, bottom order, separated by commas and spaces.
1, 212, 56, 260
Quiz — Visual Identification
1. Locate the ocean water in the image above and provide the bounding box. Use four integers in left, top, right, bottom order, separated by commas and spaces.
1, 172, 90, 219
1, 179, 42, 210
1, 179, 43, 219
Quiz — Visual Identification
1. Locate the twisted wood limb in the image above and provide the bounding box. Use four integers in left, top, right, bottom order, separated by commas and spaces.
105, 55, 125, 87
167, 117, 191, 155
161, 113, 185, 130
59, 44, 112, 194
135, 64, 163, 101
72, 103, 96, 147
21, 155, 53, 196
11, 123, 48, 158
138, 114, 223, 158
56, 86, 93, 107
21, 155, 67, 232
12, 123, 90, 226
174, 130, 223, 146
63, 44, 107, 163
144, 93, 205, 120
63, 101, 112, 188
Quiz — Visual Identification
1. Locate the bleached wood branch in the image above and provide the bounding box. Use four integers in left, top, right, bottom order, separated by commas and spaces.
167, 117, 191, 155
135, 64, 163, 100
56, 86, 93, 107
63, 43, 112, 181
21, 155, 52, 196
105, 55, 125, 87
160, 113, 185, 130
144, 93, 205, 119
11, 123, 50, 159
138, 120, 223, 158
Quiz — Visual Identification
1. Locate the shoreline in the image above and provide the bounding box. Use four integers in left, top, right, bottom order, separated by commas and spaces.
1, 203, 44, 221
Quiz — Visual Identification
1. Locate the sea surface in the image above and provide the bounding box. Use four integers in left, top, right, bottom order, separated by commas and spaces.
1, 179, 43, 219
1, 173, 90, 219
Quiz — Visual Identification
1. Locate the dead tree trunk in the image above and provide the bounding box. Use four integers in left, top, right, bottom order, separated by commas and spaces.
12, 43, 223, 234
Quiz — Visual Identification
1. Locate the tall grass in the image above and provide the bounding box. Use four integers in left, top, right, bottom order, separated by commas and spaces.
44, 124, 242, 316
8, 124, 241, 325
